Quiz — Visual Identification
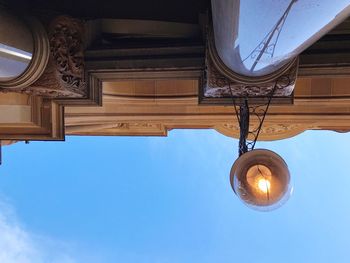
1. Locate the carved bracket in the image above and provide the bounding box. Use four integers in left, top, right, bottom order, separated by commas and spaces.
204, 56, 298, 98
199, 30, 299, 105
22, 16, 87, 98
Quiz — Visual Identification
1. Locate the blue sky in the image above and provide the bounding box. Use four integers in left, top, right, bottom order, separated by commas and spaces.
0, 129, 350, 262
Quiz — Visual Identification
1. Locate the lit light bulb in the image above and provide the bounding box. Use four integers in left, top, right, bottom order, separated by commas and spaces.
258, 178, 270, 193
230, 149, 292, 211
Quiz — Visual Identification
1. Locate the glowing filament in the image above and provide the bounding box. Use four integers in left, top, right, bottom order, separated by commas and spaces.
258, 178, 271, 193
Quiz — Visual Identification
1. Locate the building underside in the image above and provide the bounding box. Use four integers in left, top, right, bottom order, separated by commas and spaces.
1, 0, 350, 144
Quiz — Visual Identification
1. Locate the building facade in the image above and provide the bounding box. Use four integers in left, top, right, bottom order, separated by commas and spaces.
1, 1, 350, 145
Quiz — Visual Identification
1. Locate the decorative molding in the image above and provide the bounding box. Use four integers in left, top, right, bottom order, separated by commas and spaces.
214, 123, 307, 141
66, 118, 341, 141
298, 65, 350, 77
199, 29, 298, 105
65, 116, 350, 141
203, 55, 298, 98
66, 122, 166, 136
24, 16, 86, 99
0, 15, 101, 106
49, 16, 86, 95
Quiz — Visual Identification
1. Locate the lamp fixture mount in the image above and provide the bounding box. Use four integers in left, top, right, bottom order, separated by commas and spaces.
228, 75, 293, 211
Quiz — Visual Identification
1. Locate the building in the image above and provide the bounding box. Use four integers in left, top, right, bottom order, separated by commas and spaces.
1, 0, 350, 146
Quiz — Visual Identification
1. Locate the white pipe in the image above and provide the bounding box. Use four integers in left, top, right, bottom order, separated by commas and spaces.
212, 0, 350, 77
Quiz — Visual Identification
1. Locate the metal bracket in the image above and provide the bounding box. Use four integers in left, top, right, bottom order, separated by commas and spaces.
230, 74, 293, 156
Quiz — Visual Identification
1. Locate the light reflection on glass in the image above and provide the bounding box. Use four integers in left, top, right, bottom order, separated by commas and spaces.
212, 0, 350, 77
0, 10, 33, 81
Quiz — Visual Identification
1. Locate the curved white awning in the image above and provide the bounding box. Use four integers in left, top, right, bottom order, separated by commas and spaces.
212, 0, 350, 77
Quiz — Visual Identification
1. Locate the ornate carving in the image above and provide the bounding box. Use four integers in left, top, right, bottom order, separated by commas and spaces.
222, 123, 240, 132
104, 122, 163, 131
261, 124, 302, 135
19, 16, 87, 98
49, 16, 85, 95
203, 55, 298, 98
19, 87, 81, 98
68, 120, 308, 140
216, 122, 307, 140
66, 122, 164, 135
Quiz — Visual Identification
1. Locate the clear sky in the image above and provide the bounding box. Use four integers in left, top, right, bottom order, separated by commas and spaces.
0, 129, 350, 263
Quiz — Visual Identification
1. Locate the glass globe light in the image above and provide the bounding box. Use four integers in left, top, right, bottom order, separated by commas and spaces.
230, 149, 292, 211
